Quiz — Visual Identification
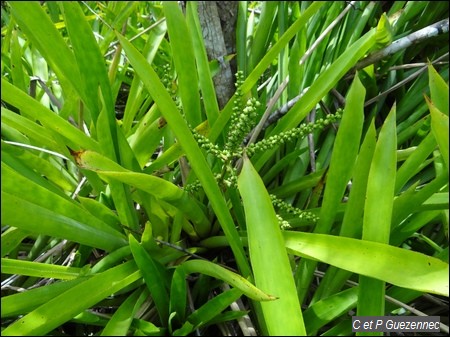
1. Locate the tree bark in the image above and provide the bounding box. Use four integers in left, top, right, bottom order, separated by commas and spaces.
197, 1, 237, 109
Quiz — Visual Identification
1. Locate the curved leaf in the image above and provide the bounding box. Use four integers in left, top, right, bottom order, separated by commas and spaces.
283, 231, 449, 296
180, 259, 276, 302
1, 261, 141, 336
72, 149, 210, 235
116, 31, 251, 276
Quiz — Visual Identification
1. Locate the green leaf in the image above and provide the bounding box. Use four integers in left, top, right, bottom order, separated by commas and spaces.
374, 13, 394, 49
101, 287, 149, 336
253, 28, 376, 170
99, 171, 210, 236
77, 196, 122, 233
395, 133, 437, 193
363, 105, 397, 242
8, 1, 83, 99
72, 149, 210, 235
129, 235, 170, 326
173, 287, 242, 336
169, 266, 188, 326
1, 164, 127, 252
116, 31, 251, 277
1, 258, 86, 280
312, 120, 377, 303
297, 74, 366, 303
1, 79, 100, 153
1, 227, 31, 258
60, 2, 115, 125
163, 2, 202, 127
1, 261, 141, 336
283, 231, 449, 296
303, 287, 358, 335
426, 95, 449, 173
1, 140, 75, 192
249, 2, 278, 71
316, 74, 365, 234
1, 144, 69, 197
180, 259, 276, 302
359, 105, 397, 320
238, 155, 306, 335
10, 29, 28, 93
1, 278, 87, 318
428, 64, 449, 116
127, 105, 165, 168
186, 2, 220, 125
122, 20, 167, 133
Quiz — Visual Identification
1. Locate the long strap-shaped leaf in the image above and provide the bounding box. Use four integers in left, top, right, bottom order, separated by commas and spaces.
1, 163, 127, 251
185, 2, 220, 126
253, 28, 376, 170
8, 2, 83, 101
1, 258, 86, 280
100, 287, 148, 336
283, 231, 449, 297
170, 259, 276, 334
142, 3, 326, 173
173, 287, 243, 336
358, 105, 397, 324
297, 74, 366, 303
312, 121, 377, 302
163, 2, 202, 127
1, 80, 100, 153
116, 32, 251, 277
1, 278, 87, 318
238, 155, 306, 336
73, 149, 210, 236
180, 259, 276, 302
209, 2, 326, 142
1, 261, 141, 336
60, 2, 115, 126
427, 96, 449, 173
129, 235, 170, 326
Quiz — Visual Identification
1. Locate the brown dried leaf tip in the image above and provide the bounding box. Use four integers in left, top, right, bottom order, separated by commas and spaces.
68, 147, 85, 166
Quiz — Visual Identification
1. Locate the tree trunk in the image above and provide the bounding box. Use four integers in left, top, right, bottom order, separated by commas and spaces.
197, 1, 237, 109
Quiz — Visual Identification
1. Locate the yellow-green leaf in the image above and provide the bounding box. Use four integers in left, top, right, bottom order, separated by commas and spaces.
238, 155, 306, 335
283, 231, 449, 297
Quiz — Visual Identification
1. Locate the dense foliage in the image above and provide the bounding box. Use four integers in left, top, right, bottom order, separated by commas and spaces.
1, 1, 449, 336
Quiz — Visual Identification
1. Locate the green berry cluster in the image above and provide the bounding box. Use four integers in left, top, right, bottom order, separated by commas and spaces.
189, 71, 262, 191
184, 167, 237, 194
270, 194, 318, 224
246, 110, 342, 157
215, 170, 237, 188
160, 64, 174, 94
160, 63, 182, 111
225, 71, 261, 154
276, 214, 292, 230
184, 180, 202, 193
192, 131, 222, 158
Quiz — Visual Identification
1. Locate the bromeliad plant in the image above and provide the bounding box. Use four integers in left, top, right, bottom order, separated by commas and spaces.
1, 1, 449, 336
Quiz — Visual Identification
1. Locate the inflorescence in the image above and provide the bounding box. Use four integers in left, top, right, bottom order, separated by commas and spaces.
246, 110, 342, 157
270, 194, 319, 228
188, 71, 343, 225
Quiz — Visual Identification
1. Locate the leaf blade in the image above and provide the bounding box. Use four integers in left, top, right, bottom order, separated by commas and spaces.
284, 231, 449, 296
238, 156, 306, 335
